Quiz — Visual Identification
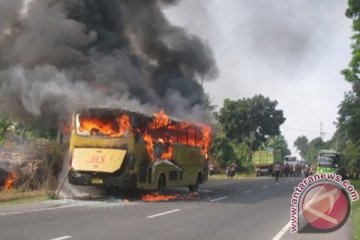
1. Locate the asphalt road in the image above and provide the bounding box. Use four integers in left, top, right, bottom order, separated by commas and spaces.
0, 177, 352, 240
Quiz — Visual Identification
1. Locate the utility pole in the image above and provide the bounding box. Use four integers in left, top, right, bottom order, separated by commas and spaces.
320, 121, 325, 140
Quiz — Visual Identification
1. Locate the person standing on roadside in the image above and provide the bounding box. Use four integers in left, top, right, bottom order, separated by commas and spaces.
230, 161, 238, 178
209, 162, 215, 177
274, 162, 281, 182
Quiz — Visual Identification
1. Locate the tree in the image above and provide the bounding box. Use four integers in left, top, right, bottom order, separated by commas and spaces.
343, 140, 360, 164
0, 118, 13, 143
305, 137, 327, 163
338, 92, 360, 145
294, 136, 309, 159
342, 140, 360, 178
210, 135, 237, 168
232, 141, 251, 165
202, 93, 217, 113
324, 128, 348, 152
340, 0, 360, 145
218, 95, 285, 150
14, 122, 57, 140
263, 135, 291, 159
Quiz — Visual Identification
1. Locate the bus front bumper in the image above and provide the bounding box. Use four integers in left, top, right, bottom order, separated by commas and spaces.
68, 170, 138, 188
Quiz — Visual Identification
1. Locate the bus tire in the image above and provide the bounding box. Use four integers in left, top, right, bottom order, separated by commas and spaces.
157, 174, 166, 193
189, 174, 201, 192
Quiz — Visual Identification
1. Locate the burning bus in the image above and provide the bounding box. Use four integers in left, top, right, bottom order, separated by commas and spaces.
68, 108, 211, 192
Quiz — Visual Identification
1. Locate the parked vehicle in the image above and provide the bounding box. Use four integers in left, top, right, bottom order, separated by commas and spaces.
316, 149, 342, 175
283, 155, 297, 176
252, 149, 282, 177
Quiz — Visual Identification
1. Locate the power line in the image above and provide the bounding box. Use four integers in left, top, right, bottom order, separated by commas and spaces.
281, 125, 330, 136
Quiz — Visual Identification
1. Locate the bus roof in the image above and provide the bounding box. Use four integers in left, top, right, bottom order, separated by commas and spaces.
74, 108, 208, 130
318, 149, 340, 155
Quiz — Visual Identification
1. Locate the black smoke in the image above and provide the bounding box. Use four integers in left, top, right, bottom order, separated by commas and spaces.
0, 0, 217, 126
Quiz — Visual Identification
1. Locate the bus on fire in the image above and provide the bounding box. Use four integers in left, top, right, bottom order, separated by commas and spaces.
67, 108, 211, 192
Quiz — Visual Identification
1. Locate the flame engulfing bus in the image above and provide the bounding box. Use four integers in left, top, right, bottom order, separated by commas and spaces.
68, 108, 211, 192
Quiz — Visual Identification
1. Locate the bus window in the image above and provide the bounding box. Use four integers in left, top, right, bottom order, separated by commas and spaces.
188, 127, 196, 146
178, 124, 188, 145
166, 123, 178, 144
195, 127, 203, 147
76, 112, 131, 137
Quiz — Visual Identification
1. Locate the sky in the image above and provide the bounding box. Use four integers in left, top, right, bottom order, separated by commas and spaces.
164, 0, 353, 156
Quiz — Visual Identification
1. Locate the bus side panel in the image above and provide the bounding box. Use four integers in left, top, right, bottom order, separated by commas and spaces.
172, 144, 205, 187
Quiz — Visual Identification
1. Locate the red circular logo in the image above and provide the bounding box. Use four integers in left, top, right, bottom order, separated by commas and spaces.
301, 183, 350, 231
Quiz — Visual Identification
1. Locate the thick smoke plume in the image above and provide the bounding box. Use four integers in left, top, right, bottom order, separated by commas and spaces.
0, 0, 217, 127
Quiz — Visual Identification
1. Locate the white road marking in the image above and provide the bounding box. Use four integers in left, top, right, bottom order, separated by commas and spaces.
50, 236, 72, 240
0, 205, 79, 216
261, 185, 269, 189
272, 221, 291, 240
0, 200, 132, 217
209, 196, 227, 202
147, 209, 180, 219
242, 190, 252, 194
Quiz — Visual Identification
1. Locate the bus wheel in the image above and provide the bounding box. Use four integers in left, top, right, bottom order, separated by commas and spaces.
189, 174, 200, 192
157, 174, 166, 193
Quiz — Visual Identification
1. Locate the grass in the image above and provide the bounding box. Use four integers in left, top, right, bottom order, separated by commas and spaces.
0, 189, 50, 205
351, 180, 360, 240
209, 172, 256, 180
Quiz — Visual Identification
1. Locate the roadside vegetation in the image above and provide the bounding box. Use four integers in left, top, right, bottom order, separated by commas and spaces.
0, 125, 66, 204
351, 180, 360, 240
210, 172, 256, 180
210, 95, 289, 173
0, 189, 49, 205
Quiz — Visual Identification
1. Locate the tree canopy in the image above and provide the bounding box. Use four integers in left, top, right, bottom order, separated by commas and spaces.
340, 0, 360, 145
218, 95, 285, 150
294, 135, 309, 159
338, 92, 360, 144
263, 135, 291, 159
210, 134, 238, 168
0, 117, 12, 143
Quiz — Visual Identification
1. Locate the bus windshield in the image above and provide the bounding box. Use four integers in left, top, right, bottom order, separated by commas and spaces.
318, 154, 340, 168
284, 156, 296, 162
75, 112, 131, 137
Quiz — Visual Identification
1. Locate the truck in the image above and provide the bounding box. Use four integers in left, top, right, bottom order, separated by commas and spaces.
283, 155, 297, 170
252, 149, 282, 177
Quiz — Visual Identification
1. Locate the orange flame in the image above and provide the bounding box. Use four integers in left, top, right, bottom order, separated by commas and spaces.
76, 110, 212, 161
4, 172, 16, 191
201, 125, 212, 160
149, 110, 170, 128
142, 193, 178, 202
143, 133, 154, 161
161, 141, 174, 159
142, 110, 174, 160
141, 192, 198, 202
143, 110, 213, 161
78, 114, 131, 137
116, 114, 131, 135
